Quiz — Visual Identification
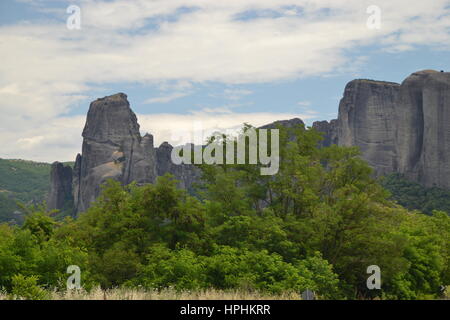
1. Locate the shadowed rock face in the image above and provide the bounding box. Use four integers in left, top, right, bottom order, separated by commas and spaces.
312, 120, 338, 147
156, 142, 200, 191
260, 118, 305, 142
260, 118, 304, 130
413, 71, 450, 187
47, 162, 72, 212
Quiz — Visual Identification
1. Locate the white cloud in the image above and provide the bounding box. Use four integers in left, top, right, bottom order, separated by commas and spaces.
144, 92, 190, 104
0, 115, 86, 163
223, 89, 253, 100
1, 0, 450, 160
297, 101, 311, 106
200, 107, 233, 114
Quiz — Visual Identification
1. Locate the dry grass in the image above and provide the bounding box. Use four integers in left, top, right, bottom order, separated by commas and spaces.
4, 286, 448, 300
0, 287, 301, 300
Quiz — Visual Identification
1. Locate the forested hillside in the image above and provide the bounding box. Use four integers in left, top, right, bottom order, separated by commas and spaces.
382, 173, 450, 215
0, 159, 51, 223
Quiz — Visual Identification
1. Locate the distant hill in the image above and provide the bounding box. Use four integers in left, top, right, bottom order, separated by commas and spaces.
0, 159, 74, 223
0, 159, 51, 223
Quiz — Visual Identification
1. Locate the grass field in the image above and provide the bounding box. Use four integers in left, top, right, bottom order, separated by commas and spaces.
1, 287, 449, 300
1, 287, 301, 300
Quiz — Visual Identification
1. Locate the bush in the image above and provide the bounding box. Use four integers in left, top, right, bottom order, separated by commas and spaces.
10, 274, 49, 300
129, 245, 340, 298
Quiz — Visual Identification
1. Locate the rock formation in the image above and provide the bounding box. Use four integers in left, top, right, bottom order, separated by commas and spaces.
47, 162, 73, 211
72, 93, 159, 213
312, 120, 338, 147
51, 93, 199, 216
260, 118, 305, 130
336, 70, 450, 188
155, 142, 201, 191
260, 118, 305, 142
266, 70, 450, 189
337, 79, 400, 176
48, 69, 450, 215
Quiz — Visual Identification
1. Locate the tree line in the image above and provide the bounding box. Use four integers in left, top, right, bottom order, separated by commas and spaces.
0, 124, 449, 299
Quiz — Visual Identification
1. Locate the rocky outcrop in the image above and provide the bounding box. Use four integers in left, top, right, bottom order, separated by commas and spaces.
47, 162, 73, 212
260, 118, 305, 130
49, 93, 199, 215
260, 118, 305, 142
404, 70, 450, 188
312, 120, 338, 147
257, 70, 450, 190
71, 93, 156, 213
337, 70, 450, 188
156, 142, 200, 191
337, 79, 400, 176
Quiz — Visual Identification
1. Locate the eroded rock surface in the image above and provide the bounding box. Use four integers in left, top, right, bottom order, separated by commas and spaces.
47, 162, 72, 212
337, 70, 450, 188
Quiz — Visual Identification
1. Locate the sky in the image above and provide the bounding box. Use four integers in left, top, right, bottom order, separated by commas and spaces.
0, 0, 449, 162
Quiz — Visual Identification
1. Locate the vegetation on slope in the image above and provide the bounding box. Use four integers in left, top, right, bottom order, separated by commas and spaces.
0, 159, 75, 223
0, 159, 52, 223
382, 173, 450, 215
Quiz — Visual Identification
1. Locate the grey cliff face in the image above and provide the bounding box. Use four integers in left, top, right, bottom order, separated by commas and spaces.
73, 93, 157, 214
47, 162, 73, 212
72, 153, 82, 214
260, 118, 305, 142
413, 71, 450, 188
337, 70, 450, 188
337, 79, 400, 176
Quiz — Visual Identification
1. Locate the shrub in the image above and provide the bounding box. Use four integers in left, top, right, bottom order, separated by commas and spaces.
10, 274, 49, 300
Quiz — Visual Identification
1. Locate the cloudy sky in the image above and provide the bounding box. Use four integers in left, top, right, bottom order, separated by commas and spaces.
1, 0, 450, 162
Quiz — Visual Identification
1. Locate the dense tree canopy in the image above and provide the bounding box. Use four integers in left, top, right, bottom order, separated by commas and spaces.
0, 124, 449, 299
382, 173, 450, 215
